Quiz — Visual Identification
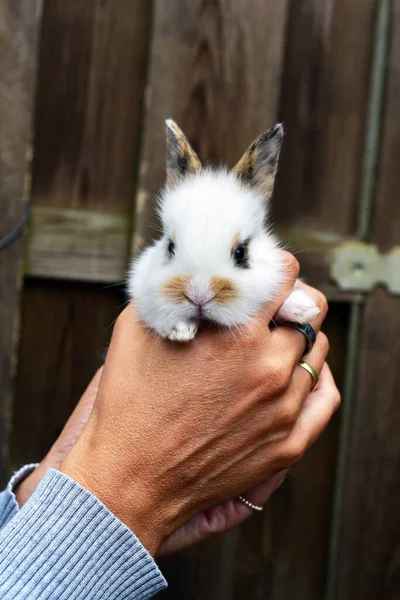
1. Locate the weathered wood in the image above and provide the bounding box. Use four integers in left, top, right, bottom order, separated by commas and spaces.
10, 280, 123, 467
336, 4, 400, 597
12, 0, 152, 465
8, 1, 395, 599
32, 0, 152, 214
0, 0, 42, 485
26, 207, 364, 300
137, 2, 368, 599
26, 206, 130, 282
275, 0, 376, 236
134, 0, 289, 249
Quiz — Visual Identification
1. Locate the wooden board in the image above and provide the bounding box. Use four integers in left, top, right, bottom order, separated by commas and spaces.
0, 0, 42, 485
134, 0, 289, 249
24, 208, 362, 301
32, 0, 151, 215
11, 0, 152, 466
26, 206, 130, 282
10, 280, 124, 467
336, 4, 400, 597
275, 0, 376, 237
136, 2, 372, 599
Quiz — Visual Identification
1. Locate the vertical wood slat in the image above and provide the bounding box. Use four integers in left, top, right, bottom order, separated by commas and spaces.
275, 0, 376, 237
135, 2, 365, 599
10, 0, 152, 471
0, 0, 43, 485
337, 3, 400, 597
133, 0, 289, 249
32, 0, 152, 215
10, 280, 123, 467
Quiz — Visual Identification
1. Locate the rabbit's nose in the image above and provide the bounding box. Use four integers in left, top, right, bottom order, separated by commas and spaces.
184, 287, 215, 306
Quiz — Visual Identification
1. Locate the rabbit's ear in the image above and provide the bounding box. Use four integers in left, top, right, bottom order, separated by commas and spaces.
233, 124, 283, 201
165, 120, 202, 186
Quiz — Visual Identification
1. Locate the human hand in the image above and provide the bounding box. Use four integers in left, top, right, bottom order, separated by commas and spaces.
14, 365, 288, 554
158, 361, 337, 556
59, 252, 339, 556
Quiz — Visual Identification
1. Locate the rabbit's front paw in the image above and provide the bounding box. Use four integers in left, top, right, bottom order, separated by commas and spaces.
277, 290, 320, 324
164, 321, 198, 342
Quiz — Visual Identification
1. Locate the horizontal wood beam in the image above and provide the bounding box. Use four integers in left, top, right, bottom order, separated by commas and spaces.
25, 205, 363, 302
26, 205, 131, 283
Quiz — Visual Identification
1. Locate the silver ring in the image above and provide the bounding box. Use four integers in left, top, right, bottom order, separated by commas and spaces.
237, 495, 263, 512
282, 321, 316, 356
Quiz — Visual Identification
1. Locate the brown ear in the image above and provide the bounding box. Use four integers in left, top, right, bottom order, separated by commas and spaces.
165, 119, 202, 186
233, 123, 283, 200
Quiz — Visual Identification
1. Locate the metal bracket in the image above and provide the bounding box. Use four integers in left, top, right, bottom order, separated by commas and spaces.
331, 241, 400, 295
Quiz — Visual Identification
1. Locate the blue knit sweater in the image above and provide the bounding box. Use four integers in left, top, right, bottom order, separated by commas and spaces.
0, 466, 167, 599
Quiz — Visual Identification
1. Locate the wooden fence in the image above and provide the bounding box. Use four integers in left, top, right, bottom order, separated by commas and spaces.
0, 1, 398, 599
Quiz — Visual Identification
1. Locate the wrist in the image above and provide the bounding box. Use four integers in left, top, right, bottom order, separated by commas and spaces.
14, 462, 49, 508
59, 442, 167, 556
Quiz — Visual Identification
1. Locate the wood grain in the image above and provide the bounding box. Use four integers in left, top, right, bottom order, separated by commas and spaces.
7, 1, 395, 599
10, 280, 123, 467
25, 209, 363, 300
275, 0, 376, 237
134, 0, 289, 249
26, 206, 130, 282
336, 4, 400, 597
12, 0, 152, 469
32, 0, 151, 214
135, 3, 359, 599
0, 0, 42, 485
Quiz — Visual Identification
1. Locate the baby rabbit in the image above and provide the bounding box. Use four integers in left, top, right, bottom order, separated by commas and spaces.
128, 120, 319, 341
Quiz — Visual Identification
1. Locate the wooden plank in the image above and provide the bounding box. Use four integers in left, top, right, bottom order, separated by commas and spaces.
134, 0, 289, 249
26, 206, 130, 282
137, 2, 367, 599
32, 0, 152, 214
336, 4, 400, 597
12, 0, 152, 466
275, 0, 376, 236
26, 206, 364, 300
10, 280, 123, 467
0, 0, 42, 485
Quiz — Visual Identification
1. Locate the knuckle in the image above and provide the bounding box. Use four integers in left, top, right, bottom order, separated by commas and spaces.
318, 331, 330, 357
282, 251, 300, 280
269, 360, 291, 394
315, 290, 328, 317
282, 436, 306, 465
278, 399, 298, 427
333, 389, 342, 411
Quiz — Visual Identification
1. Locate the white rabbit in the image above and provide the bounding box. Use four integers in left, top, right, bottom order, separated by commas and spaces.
128, 120, 319, 342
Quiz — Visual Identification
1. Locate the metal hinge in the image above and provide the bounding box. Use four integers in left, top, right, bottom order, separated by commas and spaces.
331, 242, 400, 295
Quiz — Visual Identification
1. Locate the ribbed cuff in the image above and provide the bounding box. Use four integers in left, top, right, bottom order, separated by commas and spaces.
0, 464, 38, 531
0, 469, 167, 599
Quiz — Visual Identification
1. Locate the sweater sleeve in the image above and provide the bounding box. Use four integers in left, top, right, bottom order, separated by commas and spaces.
0, 464, 38, 531
0, 468, 167, 599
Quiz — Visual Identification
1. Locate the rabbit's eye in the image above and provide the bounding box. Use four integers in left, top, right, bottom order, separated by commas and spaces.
233, 242, 249, 268
167, 239, 175, 259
